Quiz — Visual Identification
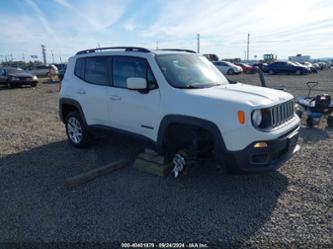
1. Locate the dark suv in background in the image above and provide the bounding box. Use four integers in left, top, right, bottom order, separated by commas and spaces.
0, 67, 38, 88
264, 61, 311, 75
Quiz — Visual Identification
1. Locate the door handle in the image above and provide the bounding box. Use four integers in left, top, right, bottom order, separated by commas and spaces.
110, 95, 121, 101
76, 89, 86, 95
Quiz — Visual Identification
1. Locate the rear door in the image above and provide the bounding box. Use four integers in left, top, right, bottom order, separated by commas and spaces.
107, 56, 161, 140
72, 56, 111, 126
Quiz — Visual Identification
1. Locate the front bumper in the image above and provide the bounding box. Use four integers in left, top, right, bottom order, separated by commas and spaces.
10, 80, 38, 86
228, 126, 300, 172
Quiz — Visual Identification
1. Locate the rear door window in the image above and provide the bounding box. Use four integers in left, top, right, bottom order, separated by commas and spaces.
84, 57, 109, 85
74, 58, 85, 79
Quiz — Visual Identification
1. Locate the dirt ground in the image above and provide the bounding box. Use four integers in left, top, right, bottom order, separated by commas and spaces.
0, 71, 332, 248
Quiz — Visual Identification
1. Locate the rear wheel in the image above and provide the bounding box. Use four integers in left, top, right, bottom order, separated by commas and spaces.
65, 111, 91, 148
268, 69, 274, 75
327, 115, 333, 128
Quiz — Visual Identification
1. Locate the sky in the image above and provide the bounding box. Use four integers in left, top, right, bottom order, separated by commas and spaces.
1, 0, 333, 63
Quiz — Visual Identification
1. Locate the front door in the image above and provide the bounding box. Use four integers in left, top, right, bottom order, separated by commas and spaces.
107, 56, 161, 140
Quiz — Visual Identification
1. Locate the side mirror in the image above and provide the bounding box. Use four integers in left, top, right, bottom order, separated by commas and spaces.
127, 77, 147, 90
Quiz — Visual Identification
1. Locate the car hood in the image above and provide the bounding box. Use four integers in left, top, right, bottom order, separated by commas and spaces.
9, 72, 34, 77
186, 83, 293, 107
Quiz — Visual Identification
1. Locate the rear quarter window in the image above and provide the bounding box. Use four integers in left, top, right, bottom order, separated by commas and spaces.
74, 58, 85, 79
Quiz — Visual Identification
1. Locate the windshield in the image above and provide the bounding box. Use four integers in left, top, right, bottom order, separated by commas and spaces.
7, 68, 24, 74
156, 54, 228, 88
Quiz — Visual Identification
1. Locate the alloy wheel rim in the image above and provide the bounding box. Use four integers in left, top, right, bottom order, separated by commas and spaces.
67, 117, 83, 144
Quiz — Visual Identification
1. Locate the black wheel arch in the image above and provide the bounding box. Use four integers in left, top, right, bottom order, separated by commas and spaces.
156, 115, 228, 161
59, 98, 88, 126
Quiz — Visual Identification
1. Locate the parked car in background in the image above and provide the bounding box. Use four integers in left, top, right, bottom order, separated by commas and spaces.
54, 63, 67, 80
235, 62, 256, 74
293, 61, 314, 73
25, 64, 58, 77
264, 61, 310, 75
213, 61, 243, 75
252, 63, 268, 71
302, 62, 318, 73
0, 67, 38, 88
203, 54, 219, 61
317, 62, 327, 70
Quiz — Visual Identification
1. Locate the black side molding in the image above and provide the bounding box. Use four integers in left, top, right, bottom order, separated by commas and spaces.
59, 98, 87, 126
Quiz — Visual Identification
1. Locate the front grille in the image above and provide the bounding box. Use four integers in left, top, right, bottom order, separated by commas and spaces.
269, 100, 294, 128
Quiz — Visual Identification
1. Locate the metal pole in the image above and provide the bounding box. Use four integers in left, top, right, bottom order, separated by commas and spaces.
41, 44, 47, 65
197, 33, 200, 53
51, 50, 54, 64
156, 40, 159, 50
247, 33, 250, 62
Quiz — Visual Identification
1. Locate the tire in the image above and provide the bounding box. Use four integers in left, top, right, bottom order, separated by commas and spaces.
306, 117, 313, 128
227, 69, 234, 75
327, 115, 333, 128
7, 82, 12, 89
30, 83, 37, 87
268, 69, 274, 75
295, 70, 301, 75
65, 111, 91, 148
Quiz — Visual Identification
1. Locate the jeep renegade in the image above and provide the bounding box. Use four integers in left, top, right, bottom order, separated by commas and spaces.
59, 47, 300, 173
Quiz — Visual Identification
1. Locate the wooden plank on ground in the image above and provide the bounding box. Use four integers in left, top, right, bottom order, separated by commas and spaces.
133, 158, 172, 177
138, 152, 166, 165
66, 160, 129, 188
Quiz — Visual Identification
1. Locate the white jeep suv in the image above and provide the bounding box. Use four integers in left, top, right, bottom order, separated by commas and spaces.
59, 47, 300, 173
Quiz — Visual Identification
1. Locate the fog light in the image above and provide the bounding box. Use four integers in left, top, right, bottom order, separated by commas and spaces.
254, 142, 268, 148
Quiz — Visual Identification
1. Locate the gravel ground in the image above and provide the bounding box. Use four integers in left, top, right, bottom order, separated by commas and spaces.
0, 71, 332, 248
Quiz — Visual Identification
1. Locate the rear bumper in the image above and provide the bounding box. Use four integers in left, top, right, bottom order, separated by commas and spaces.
228, 126, 300, 172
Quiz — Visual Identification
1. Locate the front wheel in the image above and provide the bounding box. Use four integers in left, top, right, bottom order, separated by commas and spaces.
31, 83, 37, 87
65, 111, 90, 148
227, 69, 234, 75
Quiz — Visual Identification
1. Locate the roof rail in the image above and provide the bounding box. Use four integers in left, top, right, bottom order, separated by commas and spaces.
76, 46, 152, 55
158, 49, 196, 54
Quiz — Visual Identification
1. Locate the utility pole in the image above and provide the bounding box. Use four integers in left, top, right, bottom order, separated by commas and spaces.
41, 44, 47, 65
246, 33, 250, 62
156, 40, 159, 50
10, 54, 13, 61
197, 33, 200, 53
51, 50, 54, 64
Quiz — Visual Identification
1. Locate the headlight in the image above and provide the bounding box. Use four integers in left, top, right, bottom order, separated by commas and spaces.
33, 75, 38, 80
252, 110, 262, 128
